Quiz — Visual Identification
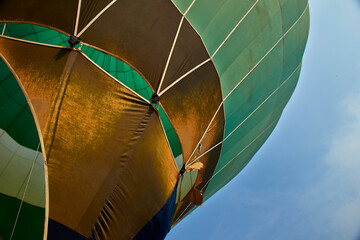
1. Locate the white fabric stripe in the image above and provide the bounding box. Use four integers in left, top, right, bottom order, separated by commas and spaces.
1, 23, 6, 35
10, 143, 41, 240
185, 3, 308, 166
211, 0, 260, 58
74, 0, 82, 36
157, 17, 184, 94
77, 0, 117, 37
158, 58, 210, 96
186, 63, 301, 167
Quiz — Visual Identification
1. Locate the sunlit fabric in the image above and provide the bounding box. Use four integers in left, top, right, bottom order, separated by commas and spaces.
0, 0, 309, 239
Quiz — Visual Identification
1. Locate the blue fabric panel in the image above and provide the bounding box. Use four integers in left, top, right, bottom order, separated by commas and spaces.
48, 219, 88, 240
133, 183, 178, 240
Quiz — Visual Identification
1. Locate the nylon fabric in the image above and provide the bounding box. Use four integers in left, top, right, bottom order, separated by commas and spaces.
1, 22, 184, 162
91, 112, 178, 240
158, 18, 210, 93
205, 4, 309, 200
2, 22, 69, 47
0, 57, 40, 151
0, 193, 44, 240
77, 0, 113, 34
0, 0, 77, 34
0, 0, 116, 36
170, 0, 309, 224
0, 0, 310, 238
0, 37, 178, 238
171, 0, 193, 13
206, 68, 300, 198
0, 56, 45, 239
80, 0, 181, 91
133, 182, 178, 240
161, 61, 224, 163
0, 130, 44, 207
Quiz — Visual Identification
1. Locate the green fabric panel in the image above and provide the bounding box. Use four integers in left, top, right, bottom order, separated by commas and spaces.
205, 66, 301, 199
223, 42, 283, 136
213, 1, 284, 96
186, 0, 257, 55
280, 0, 308, 31
158, 106, 182, 159
3, 22, 69, 47
0, 59, 39, 151
172, 0, 309, 205
0, 193, 44, 240
204, 119, 278, 200
171, 0, 193, 14
0, 129, 45, 207
282, 8, 310, 79
81, 45, 153, 100
175, 170, 198, 203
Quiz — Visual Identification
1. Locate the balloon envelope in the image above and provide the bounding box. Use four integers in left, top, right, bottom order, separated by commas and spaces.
0, 0, 309, 239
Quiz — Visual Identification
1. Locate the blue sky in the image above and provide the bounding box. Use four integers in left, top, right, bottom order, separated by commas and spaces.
166, 0, 360, 239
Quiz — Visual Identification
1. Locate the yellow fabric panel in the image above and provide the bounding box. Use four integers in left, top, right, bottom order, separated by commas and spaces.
0, 37, 178, 238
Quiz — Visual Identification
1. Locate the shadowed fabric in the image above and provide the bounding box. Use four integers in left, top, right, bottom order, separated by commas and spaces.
0, 0, 77, 34
0, 37, 178, 239
133, 183, 178, 240
170, 0, 310, 225
0, 0, 310, 238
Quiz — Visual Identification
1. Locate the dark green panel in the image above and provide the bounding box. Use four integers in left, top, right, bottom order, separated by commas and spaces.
3, 22, 69, 46
0, 58, 39, 151
0, 193, 45, 240
158, 106, 182, 159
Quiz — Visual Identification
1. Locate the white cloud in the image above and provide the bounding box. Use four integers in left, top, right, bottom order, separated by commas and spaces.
305, 92, 360, 239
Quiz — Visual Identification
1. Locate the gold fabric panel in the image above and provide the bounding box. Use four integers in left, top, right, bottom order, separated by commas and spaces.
159, 19, 210, 92
161, 61, 224, 163
0, 38, 70, 134
0, 0, 112, 34
0, 0, 77, 33
78, 0, 113, 32
171, 107, 225, 226
160, 61, 225, 226
0, 37, 178, 238
92, 112, 178, 240
80, 0, 182, 90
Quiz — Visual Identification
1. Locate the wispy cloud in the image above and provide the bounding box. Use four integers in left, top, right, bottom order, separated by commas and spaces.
302, 92, 360, 240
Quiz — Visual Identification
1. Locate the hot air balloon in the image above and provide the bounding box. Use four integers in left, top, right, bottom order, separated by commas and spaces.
0, 0, 309, 239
